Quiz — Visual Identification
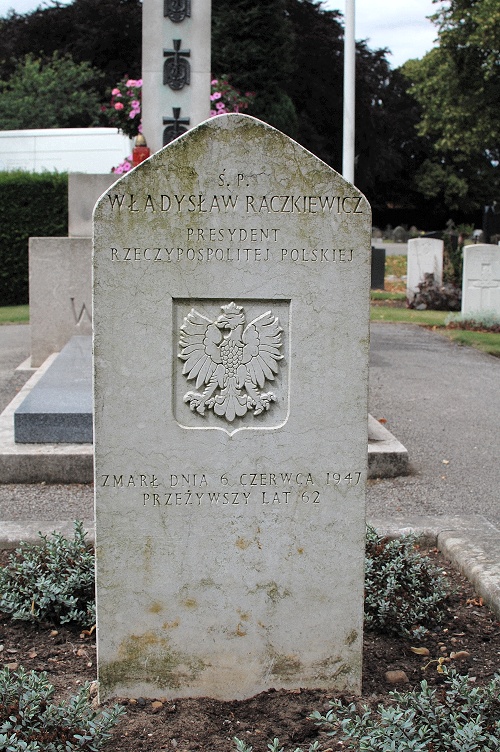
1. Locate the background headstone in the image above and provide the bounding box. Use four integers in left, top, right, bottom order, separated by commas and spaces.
406, 237, 443, 297
371, 246, 385, 289
68, 174, 117, 237
141, 0, 211, 152
93, 114, 371, 701
29, 238, 92, 367
462, 244, 500, 316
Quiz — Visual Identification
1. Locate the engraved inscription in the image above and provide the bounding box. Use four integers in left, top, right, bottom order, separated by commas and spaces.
179, 303, 283, 422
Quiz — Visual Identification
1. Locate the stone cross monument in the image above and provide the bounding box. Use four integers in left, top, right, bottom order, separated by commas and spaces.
141, 0, 211, 153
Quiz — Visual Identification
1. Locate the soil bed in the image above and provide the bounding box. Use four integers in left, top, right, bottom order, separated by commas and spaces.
1, 549, 499, 751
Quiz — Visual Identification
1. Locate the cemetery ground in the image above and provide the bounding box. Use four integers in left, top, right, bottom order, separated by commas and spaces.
0, 544, 499, 751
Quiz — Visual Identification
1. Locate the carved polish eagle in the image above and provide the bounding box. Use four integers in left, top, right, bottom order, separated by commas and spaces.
179, 302, 283, 422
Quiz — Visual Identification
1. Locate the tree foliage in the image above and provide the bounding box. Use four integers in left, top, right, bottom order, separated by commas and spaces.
0, 52, 102, 129
402, 0, 500, 212
0, 0, 432, 214
212, 0, 298, 136
0, 0, 142, 100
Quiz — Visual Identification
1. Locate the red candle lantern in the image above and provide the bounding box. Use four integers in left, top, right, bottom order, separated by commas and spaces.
132, 134, 150, 167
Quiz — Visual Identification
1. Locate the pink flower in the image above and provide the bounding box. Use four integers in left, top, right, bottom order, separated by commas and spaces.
211, 79, 218, 85
131, 100, 140, 109
216, 101, 225, 110
126, 79, 138, 87
129, 109, 140, 119
210, 109, 217, 117
111, 88, 121, 96
122, 161, 131, 171
114, 102, 124, 110
212, 91, 222, 100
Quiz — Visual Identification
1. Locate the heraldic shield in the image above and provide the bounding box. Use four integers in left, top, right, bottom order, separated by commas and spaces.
174, 299, 290, 435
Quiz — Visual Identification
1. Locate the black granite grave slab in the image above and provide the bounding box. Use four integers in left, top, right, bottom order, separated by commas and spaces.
14, 336, 92, 443
371, 246, 386, 290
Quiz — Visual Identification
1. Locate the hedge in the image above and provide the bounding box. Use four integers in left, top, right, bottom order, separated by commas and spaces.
0, 172, 68, 305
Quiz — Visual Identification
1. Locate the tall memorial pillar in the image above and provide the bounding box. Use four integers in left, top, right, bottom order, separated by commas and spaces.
142, 0, 211, 153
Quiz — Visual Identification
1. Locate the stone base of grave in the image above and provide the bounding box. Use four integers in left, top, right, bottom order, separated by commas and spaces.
0, 337, 408, 483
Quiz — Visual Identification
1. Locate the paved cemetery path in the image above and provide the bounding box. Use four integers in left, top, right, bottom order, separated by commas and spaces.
0, 322, 499, 528
0, 325, 31, 414
368, 323, 500, 528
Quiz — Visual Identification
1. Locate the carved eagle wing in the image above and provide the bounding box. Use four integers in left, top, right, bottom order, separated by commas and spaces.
242, 310, 283, 388
178, 309, 223, 388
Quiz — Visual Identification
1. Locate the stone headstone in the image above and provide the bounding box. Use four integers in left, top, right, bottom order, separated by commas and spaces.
93, 114, 371, 701
29, 238, 92, 367
68, 174, 117, 237
406, 237, 443, 297
462, 244, 500, 316
393, 225, 408, 243
142, 0, 211, 153
371, 246, 385, 289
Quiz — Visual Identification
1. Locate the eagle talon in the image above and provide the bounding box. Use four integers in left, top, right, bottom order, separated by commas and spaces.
184, 391, 207, 415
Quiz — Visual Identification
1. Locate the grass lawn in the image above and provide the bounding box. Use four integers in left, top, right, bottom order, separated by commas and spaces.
0, 305, 29, 324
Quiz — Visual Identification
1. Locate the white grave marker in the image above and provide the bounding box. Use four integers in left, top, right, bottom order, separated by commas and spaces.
407, 237, 443, 297
462, 244, 500, 316
93, 114, 371, 701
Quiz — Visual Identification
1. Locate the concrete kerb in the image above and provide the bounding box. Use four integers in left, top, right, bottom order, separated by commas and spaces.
0, 515, 498, 620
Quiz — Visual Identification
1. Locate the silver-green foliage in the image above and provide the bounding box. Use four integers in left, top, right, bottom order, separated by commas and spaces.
0, 521, 95, 628
234, 738, 320, 752
364, 526, 450, 638
445, 310, 500, 329
310, 670, 500, 752
0, 665, 124, 751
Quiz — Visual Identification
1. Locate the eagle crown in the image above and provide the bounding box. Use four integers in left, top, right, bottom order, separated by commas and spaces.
216, 302, 245, 330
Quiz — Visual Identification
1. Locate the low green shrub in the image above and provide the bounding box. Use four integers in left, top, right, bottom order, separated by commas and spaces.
364, 526, 450, 638
446, 310, 500, 332
310, 669, 500, 751
0, 521, 95, 629
0, 665, 124, 751
0, 171, 67, 305
234, 739, 320, 752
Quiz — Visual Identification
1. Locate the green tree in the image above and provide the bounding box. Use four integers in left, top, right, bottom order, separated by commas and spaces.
402, 0, 500, 212
212, 0, 298, 136
0, 0, 142, 101
0, 52, 102, 129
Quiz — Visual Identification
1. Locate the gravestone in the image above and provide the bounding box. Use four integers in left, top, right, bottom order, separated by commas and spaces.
93, 114, 371, 701
29, 238, 92, 367
371, 246, 385, 289
462, 244, 500, 316
407, 237, 443, 297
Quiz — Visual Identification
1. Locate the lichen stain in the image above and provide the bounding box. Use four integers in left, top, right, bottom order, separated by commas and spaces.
162, 619, 180, 630
235, 623, 247, 637
236, 537, 251, 550
270, 653, 303, 679
148, 601, 163, 615
297, 547, 304, 554
182, 598, 198, 609
250, 581, 291, 604
345, 630, 358, 646
99, 631, 207, 694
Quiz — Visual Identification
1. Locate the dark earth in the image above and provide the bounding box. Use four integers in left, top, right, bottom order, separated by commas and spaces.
1, 549, 499, 751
